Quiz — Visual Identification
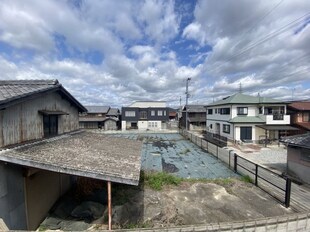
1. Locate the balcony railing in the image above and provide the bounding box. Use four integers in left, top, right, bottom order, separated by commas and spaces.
273, 114, 284, 120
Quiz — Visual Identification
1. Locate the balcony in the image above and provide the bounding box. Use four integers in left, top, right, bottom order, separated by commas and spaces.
264, 114, 290, 124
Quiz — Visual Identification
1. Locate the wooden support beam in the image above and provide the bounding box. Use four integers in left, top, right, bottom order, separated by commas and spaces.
108, 181, 112, 231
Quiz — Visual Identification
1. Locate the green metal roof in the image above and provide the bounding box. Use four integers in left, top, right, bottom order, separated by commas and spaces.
229, 116, 265, 124
208, 93, 284, 106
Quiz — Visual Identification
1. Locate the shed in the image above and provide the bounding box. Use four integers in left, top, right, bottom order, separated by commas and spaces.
0, 131, 142, 230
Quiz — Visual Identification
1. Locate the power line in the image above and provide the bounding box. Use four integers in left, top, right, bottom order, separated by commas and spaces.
207, 11, 310, 74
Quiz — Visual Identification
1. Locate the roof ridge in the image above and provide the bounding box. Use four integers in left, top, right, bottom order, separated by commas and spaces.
0, 79, 59, 85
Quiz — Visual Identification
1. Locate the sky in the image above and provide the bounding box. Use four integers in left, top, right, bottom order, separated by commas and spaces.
0, 0, 309, 108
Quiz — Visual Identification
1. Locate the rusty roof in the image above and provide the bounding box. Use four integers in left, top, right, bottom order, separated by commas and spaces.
288, 101, 310, 111
0, 131, 142, 185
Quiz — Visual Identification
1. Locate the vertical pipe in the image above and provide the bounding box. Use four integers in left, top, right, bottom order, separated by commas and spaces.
108, 181, 112, 230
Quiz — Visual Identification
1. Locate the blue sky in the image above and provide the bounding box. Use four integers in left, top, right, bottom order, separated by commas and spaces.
0, 0, 309, 107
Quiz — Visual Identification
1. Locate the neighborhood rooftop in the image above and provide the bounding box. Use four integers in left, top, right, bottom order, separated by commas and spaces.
0, 79, 86, 112
185, 105, 206, 113
85, 105, 110, 114
281, 133, 310, 149
0, 131, 142, 185
207, 93, 285, 106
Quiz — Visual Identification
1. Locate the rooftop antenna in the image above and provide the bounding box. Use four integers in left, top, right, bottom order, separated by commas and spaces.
239, 82, 243, 93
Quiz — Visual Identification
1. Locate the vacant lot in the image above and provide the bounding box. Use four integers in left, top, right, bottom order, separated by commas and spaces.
40, 132, 295, 230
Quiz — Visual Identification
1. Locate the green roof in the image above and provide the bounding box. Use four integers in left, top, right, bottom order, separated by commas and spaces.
208, 93, 284, 106
229, 116, 265, 124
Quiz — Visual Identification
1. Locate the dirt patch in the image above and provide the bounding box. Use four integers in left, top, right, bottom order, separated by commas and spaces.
162, 158, 179, 173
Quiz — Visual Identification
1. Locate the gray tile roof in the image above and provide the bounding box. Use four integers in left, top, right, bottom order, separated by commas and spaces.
208, 93, 284, 106
0, 79, 86, 112
0, 79, 59, 103
85, 106, 110, 114
107, 107, 120, 116
185, 105, 206, 112
0, 131, 142, 185
281, 133, 310, 149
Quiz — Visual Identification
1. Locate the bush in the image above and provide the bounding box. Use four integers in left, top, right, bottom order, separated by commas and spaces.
142, 171, 182, 190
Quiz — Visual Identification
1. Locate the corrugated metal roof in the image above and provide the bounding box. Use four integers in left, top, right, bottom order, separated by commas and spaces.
0, 79, 86, 112
281, 133, 310, 149
289, 101, 310, 111
85, 106, 110, 114
0, 131, 142, 185
229, 116, 265, 123
208, 93, 284, 106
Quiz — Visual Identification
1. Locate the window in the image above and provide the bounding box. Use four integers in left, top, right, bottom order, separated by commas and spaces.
125, 111, 135, 117
223, 124, 230, 133
140, 111, 147, 119
209, 124, 213, 129
220, 108, 230, 115
43, 115, 58, 137
207, 109, 213, 114
215, 108, 218, 114
158, 110, 163, 116
151, 110, 155, 116
302, 112, 309, 122
163, 110, 166, 116
237, 107, 248, 115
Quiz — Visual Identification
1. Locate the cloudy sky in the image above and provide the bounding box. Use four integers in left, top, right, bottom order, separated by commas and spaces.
0, 0, 309, 107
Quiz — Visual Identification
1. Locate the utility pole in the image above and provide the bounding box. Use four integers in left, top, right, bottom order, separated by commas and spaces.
185, 77, 191, 130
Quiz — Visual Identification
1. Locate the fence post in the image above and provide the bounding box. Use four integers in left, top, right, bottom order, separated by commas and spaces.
216, 145, 219, 159
285, 178, 292, 208
206, 141, 208, 152
228, 150, 232, 169
234, 153, 237, 173
255, 164, 258, 186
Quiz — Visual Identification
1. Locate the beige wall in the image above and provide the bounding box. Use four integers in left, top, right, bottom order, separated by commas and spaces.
287, 146, 310, 184
26, 170, 71, 230
0, 92, 79, 148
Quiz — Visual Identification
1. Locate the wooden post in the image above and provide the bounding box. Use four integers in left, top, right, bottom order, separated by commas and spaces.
108, 181, 112, 230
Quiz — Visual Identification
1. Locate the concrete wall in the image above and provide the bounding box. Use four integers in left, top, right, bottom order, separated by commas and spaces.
26, 170, 71, 230
0, 163, 27, 230
0, 91, 79, 148
287, 146, 310, 184
104, 119, 117, 130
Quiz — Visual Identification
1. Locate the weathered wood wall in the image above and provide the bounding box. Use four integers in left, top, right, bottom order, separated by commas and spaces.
0, 92, 79, 147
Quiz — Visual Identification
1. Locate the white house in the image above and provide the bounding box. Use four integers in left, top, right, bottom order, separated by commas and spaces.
121, 101, 170, 131
206, 93, 295, 143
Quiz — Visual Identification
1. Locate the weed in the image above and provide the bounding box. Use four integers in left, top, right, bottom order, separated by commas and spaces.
122, 220, 152, 229
240, 175, 253, 183
142, 171, 182, 190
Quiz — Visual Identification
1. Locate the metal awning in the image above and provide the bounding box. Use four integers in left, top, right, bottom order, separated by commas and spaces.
256, 125, 299, 131
38, 110, 69, 115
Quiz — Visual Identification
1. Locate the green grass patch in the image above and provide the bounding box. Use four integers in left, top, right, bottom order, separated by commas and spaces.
240, 175, 253, 183
122, 221, 152, 229
142, 171, 182, 190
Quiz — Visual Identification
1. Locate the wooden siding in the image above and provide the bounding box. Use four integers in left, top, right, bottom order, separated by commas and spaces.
1, 92, 79, 147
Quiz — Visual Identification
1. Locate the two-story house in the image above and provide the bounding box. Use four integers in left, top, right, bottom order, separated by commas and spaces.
121, 101, 169, 131
0, 80, 142, 231
79, 106, 120, 130
206, 93, 296, 144
180, 105, 207, 130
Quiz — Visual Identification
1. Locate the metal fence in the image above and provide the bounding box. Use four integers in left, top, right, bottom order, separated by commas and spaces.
179, 129, 292, 208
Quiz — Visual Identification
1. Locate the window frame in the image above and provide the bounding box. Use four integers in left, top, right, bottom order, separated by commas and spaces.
207, 109, 213, 115
140, 111, 147, 119
237, 107, 248, 115
158, 110, 163, 116
125, 111, 136, 117
223, 124, 230, 134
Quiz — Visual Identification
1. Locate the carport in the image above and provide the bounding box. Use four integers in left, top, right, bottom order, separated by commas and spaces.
0, 131, 142, 230
256, 125, 299, 147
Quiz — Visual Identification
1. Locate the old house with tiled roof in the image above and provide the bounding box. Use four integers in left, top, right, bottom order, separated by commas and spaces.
281, 133, 310, 184
79, 105, 120, 130
180, 105, 206, 130
0, 80, 142, 231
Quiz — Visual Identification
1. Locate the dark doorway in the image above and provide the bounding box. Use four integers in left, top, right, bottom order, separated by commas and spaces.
43, 115, 58, 137
240, 127, 252, 140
